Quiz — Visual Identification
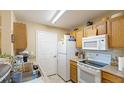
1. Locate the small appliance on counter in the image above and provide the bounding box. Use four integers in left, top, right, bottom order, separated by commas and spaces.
19, 50, 29, 62
15, 55, 24, 64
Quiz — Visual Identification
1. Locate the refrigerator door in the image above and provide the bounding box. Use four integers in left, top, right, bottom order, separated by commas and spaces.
66, 41, 76, 58
57, 53, 67, 81
66, 41, 76, 81
58, 41, 66, 54
57, 40, 76, 81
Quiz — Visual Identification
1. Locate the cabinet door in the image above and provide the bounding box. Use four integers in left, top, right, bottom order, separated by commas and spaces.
76, 28, 83, 48
109, 16, 124, 48
84, 25, 97, 37
94, 21, 107, 35
0, 30, 2, 50
14, 23, 27, 50
84, 26, 93, 37
70, 61, 77, 82
101, 71, 124, 83
0, 31, 1, 53
70, 31, 76, 38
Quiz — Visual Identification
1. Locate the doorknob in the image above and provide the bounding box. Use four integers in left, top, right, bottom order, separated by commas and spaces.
53, 56, 57, 58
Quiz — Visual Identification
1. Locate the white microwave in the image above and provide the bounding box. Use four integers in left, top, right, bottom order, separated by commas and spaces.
82, 35, 108, 50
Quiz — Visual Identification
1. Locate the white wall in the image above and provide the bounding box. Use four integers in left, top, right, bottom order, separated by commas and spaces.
1, 11, 15, 56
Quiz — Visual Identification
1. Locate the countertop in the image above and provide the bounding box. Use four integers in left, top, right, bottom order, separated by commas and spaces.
70, 56, 84, 63
102, 65, 124, 78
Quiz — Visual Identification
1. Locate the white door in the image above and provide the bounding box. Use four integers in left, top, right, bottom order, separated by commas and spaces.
36, 31, 57, 76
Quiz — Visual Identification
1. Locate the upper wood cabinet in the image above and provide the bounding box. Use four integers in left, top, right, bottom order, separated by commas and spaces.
84, 25, 97, 37
84, 26, 93, 37
13, 23, 27, 50
75, 27, 83, 48
108, 15, 124, 48
93, 20, 107, 35
70, 31, 76, 38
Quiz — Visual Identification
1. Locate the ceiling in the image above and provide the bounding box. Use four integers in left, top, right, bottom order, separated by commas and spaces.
14, 10, 116, 30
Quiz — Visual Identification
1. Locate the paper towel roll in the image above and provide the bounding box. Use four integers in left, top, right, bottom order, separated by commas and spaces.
118, 57, 124, 71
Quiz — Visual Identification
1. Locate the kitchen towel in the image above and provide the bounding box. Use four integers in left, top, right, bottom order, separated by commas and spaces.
118, 57, 124, 71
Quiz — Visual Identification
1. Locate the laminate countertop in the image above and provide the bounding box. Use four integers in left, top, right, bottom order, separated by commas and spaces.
102, 65, 124, 78
70, 56, 84, 63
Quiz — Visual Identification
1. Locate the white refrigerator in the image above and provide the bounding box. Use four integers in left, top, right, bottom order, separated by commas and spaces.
57, 35, 76, 81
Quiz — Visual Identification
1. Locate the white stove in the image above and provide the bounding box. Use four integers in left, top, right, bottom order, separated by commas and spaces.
77, 53, 111, 83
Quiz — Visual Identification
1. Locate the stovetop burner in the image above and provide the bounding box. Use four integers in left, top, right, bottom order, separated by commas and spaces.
79, 60, 108, 68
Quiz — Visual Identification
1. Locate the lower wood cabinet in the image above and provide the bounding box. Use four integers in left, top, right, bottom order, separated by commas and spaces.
101, 71, 124, 83
70, 60, 78, 83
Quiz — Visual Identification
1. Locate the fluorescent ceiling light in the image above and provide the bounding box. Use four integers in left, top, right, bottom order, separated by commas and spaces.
51, 10, 66, 24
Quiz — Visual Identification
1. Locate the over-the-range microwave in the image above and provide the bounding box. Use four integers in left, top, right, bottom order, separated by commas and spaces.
82, 35, 108, 50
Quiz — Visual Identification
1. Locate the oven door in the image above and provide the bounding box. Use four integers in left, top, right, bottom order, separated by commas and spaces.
78, 65, 101, 83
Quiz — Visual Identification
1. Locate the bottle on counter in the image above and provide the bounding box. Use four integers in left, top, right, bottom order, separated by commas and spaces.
32, 70, 37, 79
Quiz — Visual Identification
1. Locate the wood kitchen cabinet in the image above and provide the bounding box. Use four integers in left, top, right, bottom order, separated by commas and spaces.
108, 15, 124, 48
75, 27, 83, 48
84, 25, 93, 37
101, 71, 124, 83
70, 60, 78, 83
0, 16, 1, 52
70, 31, 76, 39
93, 20, 107, 35
0, 31, 1, 51
13, 23, 27, 54
84, 25, 97, 37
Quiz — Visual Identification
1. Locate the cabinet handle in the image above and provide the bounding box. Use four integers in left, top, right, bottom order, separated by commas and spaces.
11, 34, 15, 43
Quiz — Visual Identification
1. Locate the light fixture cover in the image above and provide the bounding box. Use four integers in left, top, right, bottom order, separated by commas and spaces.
52, 10, 66, 24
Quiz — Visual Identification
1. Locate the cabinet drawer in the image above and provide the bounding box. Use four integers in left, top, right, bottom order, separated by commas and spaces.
102, 71, 123, 83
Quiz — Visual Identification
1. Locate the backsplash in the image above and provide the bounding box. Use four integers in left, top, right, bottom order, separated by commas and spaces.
76, 48, 124, 61
86, 52, 111, 64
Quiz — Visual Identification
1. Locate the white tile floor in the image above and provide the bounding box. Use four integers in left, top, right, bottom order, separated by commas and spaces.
48, 74, 72, 83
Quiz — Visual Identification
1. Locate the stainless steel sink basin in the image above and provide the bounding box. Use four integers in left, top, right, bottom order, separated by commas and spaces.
0, 63, 11, 82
